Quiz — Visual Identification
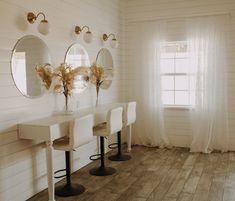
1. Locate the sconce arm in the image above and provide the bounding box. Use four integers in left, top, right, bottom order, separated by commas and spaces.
103, 33, 117, 41
36, 12, 46, 21
27, 12, 47, 24
75, 25, 91, 35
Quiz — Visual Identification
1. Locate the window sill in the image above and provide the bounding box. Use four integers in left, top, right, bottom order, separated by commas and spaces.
163, 105, 193, 110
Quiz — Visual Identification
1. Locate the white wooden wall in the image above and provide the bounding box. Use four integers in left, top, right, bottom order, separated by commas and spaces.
0, 0, 124, 200
123, 0, 235, 149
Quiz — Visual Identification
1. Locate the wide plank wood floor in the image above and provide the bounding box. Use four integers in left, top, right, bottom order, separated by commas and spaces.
28, 146, 235, 201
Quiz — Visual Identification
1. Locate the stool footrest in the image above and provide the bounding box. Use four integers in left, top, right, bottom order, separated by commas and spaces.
89, 153, 101, 161
108, 143, 118, 149
54, 168, 66, 179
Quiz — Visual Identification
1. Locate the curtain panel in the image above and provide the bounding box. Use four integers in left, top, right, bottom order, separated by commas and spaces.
128, 15, 229, 152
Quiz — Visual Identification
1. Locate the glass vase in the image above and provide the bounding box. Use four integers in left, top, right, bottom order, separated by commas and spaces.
62, 94, 74, 115
96, 86, 100, 107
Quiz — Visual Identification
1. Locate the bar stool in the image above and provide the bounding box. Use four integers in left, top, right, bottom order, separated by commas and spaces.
125, 102, 136, 152
89, 107, 123, 176
108, 102, 136, 161
53, 114, 94, 197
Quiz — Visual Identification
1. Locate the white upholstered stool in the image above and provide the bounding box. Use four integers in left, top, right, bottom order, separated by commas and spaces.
108, 102, 136, 161
89, 107, 123, 176
125, 102, 136, 152
53, 114, 94, 197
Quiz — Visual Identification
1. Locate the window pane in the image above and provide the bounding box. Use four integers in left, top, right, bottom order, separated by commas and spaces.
175, 58, 189, 73
162, 91, 174, 105
162, 76, 174, 90
190, 91, 195, 106
161, 52, 174, 59
175, 91, 189, 105
189, 76, 196, 90
161, 59, 174, 73
175, 76, 188, 90
160, 41, 194, 107
175, 52, 188, 58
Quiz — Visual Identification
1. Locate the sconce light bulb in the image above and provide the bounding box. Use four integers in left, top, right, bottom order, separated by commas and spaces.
83, 31, 93, 43
110, 38, 118, 48
38, 20, 50, 35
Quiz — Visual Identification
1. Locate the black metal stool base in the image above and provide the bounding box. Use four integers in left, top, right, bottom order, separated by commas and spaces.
108, 154, 131, 161
89, 166, 116, 176
55, 183, 85, 197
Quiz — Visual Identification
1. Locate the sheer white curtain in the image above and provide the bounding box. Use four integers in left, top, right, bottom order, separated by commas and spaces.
187, 16, 229, 153
129, 21, 169, 147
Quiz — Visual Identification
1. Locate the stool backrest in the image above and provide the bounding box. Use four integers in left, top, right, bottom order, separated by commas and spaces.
125, 102, 136, 126
107, 107, 123, 134
69, 114, 94, 149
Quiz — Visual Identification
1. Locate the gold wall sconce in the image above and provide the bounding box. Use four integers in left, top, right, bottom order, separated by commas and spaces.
27, 12, 50, 35
75, 25, 93, 43
102, 33, 118, 48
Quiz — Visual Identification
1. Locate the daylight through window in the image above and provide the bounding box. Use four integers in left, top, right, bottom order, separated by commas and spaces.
160, 41, 195, 106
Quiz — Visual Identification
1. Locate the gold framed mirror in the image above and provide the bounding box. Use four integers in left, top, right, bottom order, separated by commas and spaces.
64, 43, 90, 94
11, 35, 51, 98
95, 48, 113, 89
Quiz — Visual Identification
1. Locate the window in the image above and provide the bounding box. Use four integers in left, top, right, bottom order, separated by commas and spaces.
161, 41, 195, 106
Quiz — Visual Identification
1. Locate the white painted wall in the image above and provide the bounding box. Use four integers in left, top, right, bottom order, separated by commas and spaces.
123, 0, 235, 149
0, 0, 124, 200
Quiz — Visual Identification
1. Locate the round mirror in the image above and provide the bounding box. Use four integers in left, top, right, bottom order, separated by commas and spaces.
96, 48, 114, 89
11, 35, 51, 98
65, 43, 90, 94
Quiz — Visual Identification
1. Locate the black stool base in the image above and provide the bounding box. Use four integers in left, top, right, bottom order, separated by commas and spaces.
89, 166, 116, 176
108, 154, 131, 161
55, 183, 85, 197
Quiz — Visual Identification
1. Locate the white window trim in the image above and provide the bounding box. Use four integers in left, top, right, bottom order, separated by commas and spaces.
161, 41, 194, 108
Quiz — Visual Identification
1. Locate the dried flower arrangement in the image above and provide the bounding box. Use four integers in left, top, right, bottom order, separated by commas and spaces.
36, 63, 83, 112
35, 64, 53, 90
53, 63, 81, 111
89, 63, 107, 106
36, 62, 112, 109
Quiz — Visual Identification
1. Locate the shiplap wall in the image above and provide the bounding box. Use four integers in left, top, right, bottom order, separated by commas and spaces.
0, 0, 124, 200
123, 0, 235, 148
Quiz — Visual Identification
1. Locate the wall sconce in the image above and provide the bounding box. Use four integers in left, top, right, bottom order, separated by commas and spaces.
75, 25, 93, 43
27, 12, 50, 35
102, 33, 118, 48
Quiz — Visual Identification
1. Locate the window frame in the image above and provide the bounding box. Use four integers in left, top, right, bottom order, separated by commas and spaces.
160, 41, 194, 108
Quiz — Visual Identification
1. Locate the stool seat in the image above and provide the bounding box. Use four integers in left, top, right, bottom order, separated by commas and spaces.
53, 136, 70, 151
93, 123, 107, 136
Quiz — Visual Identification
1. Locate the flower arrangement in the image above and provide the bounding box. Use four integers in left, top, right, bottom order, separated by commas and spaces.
36, 62, 111, 110
35, 64, 53, 90
36, 63, 82, 113
53, 63, 81, 112
89, 63, 106, 106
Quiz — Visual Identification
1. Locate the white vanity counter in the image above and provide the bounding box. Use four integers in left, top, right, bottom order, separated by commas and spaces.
18, 102, 126, 201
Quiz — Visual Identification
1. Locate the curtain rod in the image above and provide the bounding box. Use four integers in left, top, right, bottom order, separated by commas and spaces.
128, 12, 231, 24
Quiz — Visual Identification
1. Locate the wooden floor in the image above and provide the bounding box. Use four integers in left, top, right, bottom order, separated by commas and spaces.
28, 146, 235, 201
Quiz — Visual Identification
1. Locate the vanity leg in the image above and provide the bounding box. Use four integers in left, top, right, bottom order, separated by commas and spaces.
127, 125, 132, 152
46, 141, 55, 201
